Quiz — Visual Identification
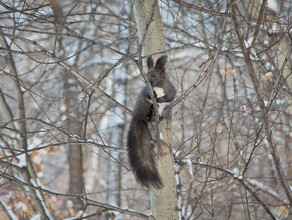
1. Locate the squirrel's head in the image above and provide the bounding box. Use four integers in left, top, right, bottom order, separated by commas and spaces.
146, 55, 167, 86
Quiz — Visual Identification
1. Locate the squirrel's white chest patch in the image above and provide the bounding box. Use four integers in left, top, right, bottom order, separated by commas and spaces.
153, 87, 165, 98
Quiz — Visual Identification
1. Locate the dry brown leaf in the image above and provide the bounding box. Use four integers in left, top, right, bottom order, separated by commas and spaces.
216, 122, 223, 133
49, 146, 57, 153
275, 205, 289, 218
262, 72, 273, 82
225, 63, 230, 81
222, 63, 231, 81
222, 69, 226, 79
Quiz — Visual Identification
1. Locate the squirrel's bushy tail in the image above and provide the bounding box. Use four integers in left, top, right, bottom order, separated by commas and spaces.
127, 118, 162, 188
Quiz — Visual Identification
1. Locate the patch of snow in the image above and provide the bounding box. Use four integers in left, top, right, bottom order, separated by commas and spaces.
70, 134, 81, 139
248, 179, 280, 200
60, 104, 66, 112
37, 171, 44, 178
233, 167, 239, 178
264, 40, 269, 48
67, 78, 75, 84
30, 179, 53, 220
17, 154, 27, 168
244, 37, 254, 48
174, 164, 181, 173
221, 46, 228, 51
17, 202, 28, 212
177, 194, 182, 207
28, 137, 43, 150
276, 99, 285, 105
267, 0, 279, 12
61, 115, 67, 121
186, 159, 193, 176
160, 132, 163, 140
32, 151, 46, 165
30, 214, 41, 220
66, 200, 73, 209
175, 174, 180, 185
272, 23, 280, 33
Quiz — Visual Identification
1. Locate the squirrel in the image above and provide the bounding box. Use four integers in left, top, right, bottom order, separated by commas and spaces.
127, 55, 176, 188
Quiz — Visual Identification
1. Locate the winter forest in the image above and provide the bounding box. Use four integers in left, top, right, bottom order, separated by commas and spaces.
0, 0, 291, 219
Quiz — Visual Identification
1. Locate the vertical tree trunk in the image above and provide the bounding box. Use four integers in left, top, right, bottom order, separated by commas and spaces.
133, 1, 178, 219
49, 0, 85, 210
106, 21, 128, 217
106, 70, 127, 214
63, 74, 84, 210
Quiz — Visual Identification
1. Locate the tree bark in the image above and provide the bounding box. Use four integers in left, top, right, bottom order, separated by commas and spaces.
48, 0, 85, 210
106, 71, 126, 213
64, 74, 84, 210
133, 0, 178, 219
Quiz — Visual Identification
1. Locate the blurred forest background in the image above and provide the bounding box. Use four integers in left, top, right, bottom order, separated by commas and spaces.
0, 0, 291, 219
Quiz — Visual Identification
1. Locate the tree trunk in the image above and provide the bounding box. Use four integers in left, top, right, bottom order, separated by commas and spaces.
48, 0, 85, 210
106, 69, 126, 217
133, 0, 178, 219
64, 74, 84, 210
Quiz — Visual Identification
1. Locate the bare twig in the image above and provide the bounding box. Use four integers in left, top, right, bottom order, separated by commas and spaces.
230, 0, 292, 207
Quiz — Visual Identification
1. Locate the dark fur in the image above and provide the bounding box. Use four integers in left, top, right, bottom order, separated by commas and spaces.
127, 118, 162, 188
127, 55, 176, 188
147, 55, 176, 103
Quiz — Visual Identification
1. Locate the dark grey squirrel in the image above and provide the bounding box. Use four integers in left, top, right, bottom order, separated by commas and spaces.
127, 55, 176, 188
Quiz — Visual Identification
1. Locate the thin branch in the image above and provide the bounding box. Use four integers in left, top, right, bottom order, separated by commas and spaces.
171, 0, 230, 17
230, 0, 292, 207
0, 171, 151, 219
189, 161, 276, 220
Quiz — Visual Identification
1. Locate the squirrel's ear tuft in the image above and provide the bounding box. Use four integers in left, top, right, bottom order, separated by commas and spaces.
155, 55, 167, 73
147, 56, 154, 70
